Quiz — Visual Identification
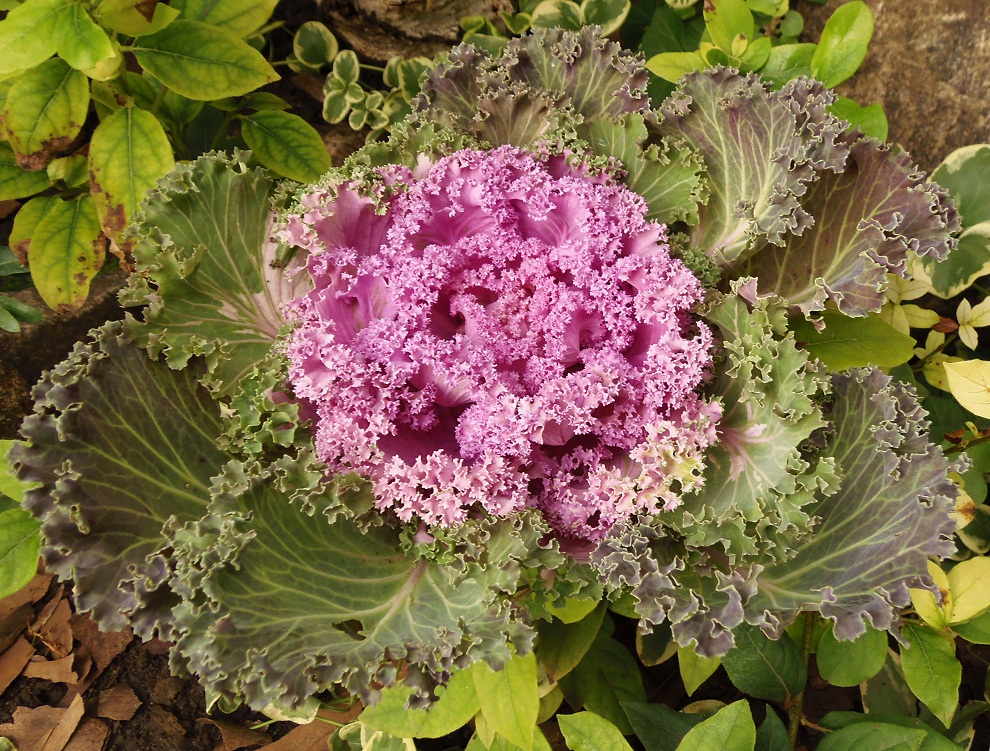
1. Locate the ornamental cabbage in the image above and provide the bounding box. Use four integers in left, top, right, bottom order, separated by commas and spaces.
9, 26, 963, 717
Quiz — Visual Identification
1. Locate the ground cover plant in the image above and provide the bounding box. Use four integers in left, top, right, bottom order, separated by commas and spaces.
5, 2, 990, 750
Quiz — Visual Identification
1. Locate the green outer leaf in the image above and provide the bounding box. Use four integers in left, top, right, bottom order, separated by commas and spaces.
721, 624, 806, 703
791, 312, 915, 371
621, 702, 700, 751
674, 700, 755, 751
828, 97, 887, 141
820, 712, 962, 751
0, 0, 67, 77
538, 601, 607, 681
557, 635, 646, 734
900, 624, 961, 727
172, 0, 278, 36
558, 712, 633, 751
28, 194, 103, 309
816, 624, 888, 687
816, 721, 926, 751
11, 322, 223, 635
759, 43, 815, 87
55, 3, 115, 70
474, 652, 539, 751
129, 19, 278, 101
754, 710, 789, 751
0, 141, 50, 199
241, 110, 332, 183
0, 303, 19, 332
120, 153, 308, 395
360, 664, 480, 739
96, 0, 180, 36
952, 610, 990, 644
0, 296, 42, 327
704, 0, 754, 52
677, 646, 720, 696
0, 507, 40, 598
3, 57, 88, 167
89, 106, 175, 239
645, 51, 706, 83
810, 0, 874, 88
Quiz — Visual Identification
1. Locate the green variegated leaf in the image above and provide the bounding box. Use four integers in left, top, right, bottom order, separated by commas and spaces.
0, 0, 67, 77
0, 141, 50, 199
11, 323, 223, 636
172, 0, 277, 36
529, 0, 583, 31
129, 20, 278, 100
89, 106, 175, 240
581, 0, 630, 35
28, 194, 103, 309
120, 152, 309, 395
241, 110, 332, 183
3, 57, 88, 168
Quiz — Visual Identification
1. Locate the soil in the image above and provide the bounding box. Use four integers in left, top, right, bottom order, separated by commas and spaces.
4, 1, 990, 749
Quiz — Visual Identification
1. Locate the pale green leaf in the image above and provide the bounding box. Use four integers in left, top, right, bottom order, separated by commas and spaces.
3, 57, 88, 168
810, 0, 874, 87
0, 141, 50, 199
360, 664, 480, 739
674, 700, 756, 751
89, 106, 175, 239
791, 312, 916, 371
241, 110, 332, 183
0, 0, 67, 77
129, 19, 278, 100
28, 194, 103, 309
944, 360, 990, 419
172, 0, 278, 37
55, 3, 115, 71
474, 652, 539, 751
0, 507, 40, 598
677, 646, 721, 696
900, 624, 960, 727
815, 624, 888, 687
946, 557, 990, 624
558, 712, 633, 751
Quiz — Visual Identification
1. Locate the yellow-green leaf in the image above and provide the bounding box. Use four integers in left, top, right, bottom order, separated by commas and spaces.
900, 623, 960, 727
946, 556, 990, 624
944, 360, 990, 418
0, 0, 68, 77
95, 0, 179, 36
55, 2, 115, 71
558, 712, 633, 751
172, 0, 278, 37
3, 57, 88, 168
89, 105, 175, 239
129, 19, 278, 100
792, 311, 916, 371
241, 110, 331, 183
674, 700, 756, 751
910, 560, 952, 629
677, 646, 721, 696
474, 653, 539, 751
545, 595, 601, 624
0, 141, 50, 199
27, 194, 104, 309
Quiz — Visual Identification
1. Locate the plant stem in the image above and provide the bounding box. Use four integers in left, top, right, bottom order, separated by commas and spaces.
149, 85, 169, 117
788, 612, 815, 749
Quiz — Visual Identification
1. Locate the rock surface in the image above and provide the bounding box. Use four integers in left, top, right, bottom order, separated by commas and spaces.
801, 0, 990, 171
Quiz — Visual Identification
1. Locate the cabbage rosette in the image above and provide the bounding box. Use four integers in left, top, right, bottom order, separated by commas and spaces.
11, 26, 962, 717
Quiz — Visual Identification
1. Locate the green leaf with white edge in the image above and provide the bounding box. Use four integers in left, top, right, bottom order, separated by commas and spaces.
677, 646, 721, 696
580, 0, 630, 35
759, 43, 815, 87
952, 609, 990, 644
28, 194, 103, 309
119, 153, 307, 395
828, 96, 887, 140
910, 560, 952, 630
293, 21, 338, 69
360, 663, 481, 739
333, 49, 360, 86
816, 721, 927, 751
791, 311, 915, 371
621, 702, 701, 751
241, 110, 332, 183
0, 0, 68, 77
944, 360, 990, 419
538, 603, 606, 681
529, 0, 583, 31
89, 106, 175, 240
810, 0, 874, 87
3, 57, 88, 168
9, 194, 58, 259
95, 0, 179, 36
129, 19, 278, 100
721, 624, 806, 703
704, 0, 754, 53
558, 635, 646, 734
946, 556, 990, 624
645, 51, 707, 83
674, 700, 756, 751
815, 623, 888, 687
932, 144, 990, 227
0, 507, 40, 598
171, 0, 278, 37
558, 712, 633, 751
0, 141, 50, 199
900, 624, 960, 727
754, 710, 789, 751
55, 3, 115, 71
922, 221, 990, 300
473, 652, 539, 751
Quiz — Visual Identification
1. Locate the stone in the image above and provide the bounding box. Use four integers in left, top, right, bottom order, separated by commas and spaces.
801, 0, 990, 172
